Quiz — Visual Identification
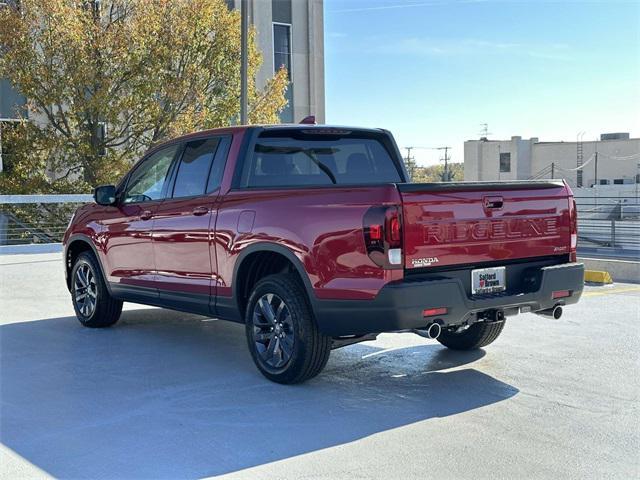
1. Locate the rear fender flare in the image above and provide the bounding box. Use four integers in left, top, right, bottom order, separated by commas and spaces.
232, 242, 317, 307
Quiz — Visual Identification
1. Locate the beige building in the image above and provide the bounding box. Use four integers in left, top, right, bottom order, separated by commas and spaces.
227, 0, 325, 124
464, 133, 640, 188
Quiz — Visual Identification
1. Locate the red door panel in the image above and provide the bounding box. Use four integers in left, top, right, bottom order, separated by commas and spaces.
152, 196, 217, 304
100, 201, 161, 289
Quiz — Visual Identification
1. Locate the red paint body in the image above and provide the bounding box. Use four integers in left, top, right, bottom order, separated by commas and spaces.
214, 185, 404, 300
63, 125, 577, 322
400, 187, 572, 270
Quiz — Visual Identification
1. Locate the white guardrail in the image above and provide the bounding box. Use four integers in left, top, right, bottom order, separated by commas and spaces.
0, 194, 93, 254
1, 194, 639, 257
0, 194, 94, 204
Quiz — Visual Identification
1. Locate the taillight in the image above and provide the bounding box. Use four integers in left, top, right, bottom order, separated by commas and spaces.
369, 224, 382, 241
364, 206, 403, 269
388, 215, 401, 245
569, 196, 577, 262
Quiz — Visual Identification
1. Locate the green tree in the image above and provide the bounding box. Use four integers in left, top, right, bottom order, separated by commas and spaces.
411, 163, 464, 183
0, 0, 288, 193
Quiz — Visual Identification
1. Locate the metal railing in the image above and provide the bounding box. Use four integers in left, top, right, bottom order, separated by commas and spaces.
1, 194, 638, 260
574, 196, 640, 220
0, 195, 92, 252
578, 220, 640, 249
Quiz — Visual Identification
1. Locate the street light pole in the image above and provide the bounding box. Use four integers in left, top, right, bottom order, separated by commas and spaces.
594, 142, 598, 187
240, 0, 249, 125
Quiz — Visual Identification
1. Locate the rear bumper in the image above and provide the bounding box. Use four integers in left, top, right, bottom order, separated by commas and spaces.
314, 262, 584, 336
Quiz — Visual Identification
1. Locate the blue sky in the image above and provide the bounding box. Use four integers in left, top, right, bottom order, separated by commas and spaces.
324, 0, 640, 166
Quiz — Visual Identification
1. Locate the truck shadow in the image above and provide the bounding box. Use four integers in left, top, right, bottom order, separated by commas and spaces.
0, 308, 518, 478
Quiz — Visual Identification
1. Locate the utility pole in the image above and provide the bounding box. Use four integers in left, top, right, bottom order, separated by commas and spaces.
404, 147, 416, 181
240, 0, 249, 125
551, 162, 555, 179
437, 146, 451, 181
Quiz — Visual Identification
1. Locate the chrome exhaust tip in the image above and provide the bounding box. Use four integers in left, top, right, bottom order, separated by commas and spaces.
536, 305, 563, 320
413, 322, 442, 340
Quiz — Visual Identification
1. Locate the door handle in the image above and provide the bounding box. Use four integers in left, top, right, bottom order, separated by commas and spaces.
140, 210, 153, 220
192, 206, 209, 216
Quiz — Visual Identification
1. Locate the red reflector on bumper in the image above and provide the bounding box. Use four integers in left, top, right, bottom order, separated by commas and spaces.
423, 307, 447, 317
552, 290, 571, 299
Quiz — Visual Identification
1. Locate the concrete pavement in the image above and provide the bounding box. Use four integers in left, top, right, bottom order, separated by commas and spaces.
1, 253, 639, 479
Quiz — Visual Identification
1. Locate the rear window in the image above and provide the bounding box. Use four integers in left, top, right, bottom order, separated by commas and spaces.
240, 132, 403, 188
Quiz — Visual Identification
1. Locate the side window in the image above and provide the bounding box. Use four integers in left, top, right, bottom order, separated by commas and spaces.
123, 145, 178, 203
172, 138, 220, 198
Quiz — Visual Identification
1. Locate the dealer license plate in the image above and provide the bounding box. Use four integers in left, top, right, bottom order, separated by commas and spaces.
471, 267, 506, 295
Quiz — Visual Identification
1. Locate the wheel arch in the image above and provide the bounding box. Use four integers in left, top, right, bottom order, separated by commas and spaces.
65, 234, 111, 294
232, 243, 316, 319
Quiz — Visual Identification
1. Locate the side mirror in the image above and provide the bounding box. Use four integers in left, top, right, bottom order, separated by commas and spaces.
94, 185, 117, 206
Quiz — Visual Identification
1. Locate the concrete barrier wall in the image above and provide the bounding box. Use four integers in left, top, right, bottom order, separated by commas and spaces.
579, 257, 640, 284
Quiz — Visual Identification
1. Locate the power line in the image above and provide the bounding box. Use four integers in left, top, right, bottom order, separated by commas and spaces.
597, 151, 640, 161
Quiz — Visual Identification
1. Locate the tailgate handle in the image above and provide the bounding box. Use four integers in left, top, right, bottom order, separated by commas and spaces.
484, 196, 503, 209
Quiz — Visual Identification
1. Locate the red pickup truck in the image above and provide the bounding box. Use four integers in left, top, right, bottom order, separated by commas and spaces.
63, 125, 584, 383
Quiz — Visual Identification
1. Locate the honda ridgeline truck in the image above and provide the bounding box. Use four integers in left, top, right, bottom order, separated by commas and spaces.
63, 124, 584, 383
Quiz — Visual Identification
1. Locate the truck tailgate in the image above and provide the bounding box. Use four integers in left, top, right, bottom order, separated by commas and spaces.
398, 181, 572, 270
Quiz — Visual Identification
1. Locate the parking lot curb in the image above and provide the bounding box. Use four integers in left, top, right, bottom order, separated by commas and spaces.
584, 270, 613, 285
579, 257, 639, 284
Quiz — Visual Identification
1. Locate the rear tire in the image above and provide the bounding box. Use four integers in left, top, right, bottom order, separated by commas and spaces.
245, 274, 331, 384
437, 321, 506, 350
71, 252, 122, 328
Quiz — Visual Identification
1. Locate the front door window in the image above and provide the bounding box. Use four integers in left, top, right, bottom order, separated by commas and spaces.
123, 145, 178, 203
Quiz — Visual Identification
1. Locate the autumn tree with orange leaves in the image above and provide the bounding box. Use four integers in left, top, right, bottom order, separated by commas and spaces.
0, 0, 288, 193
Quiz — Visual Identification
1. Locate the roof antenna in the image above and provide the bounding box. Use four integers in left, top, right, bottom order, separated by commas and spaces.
299, 115, 316, 125
479, 123, 492, 141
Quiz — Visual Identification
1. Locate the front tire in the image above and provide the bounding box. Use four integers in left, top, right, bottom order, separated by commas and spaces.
245, 274, 331, 384
71, 252, 122, 328
437, 321, 506, 350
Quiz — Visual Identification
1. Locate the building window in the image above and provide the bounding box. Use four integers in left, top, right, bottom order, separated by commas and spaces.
1, 78, 26, 120
499, 152, 511, 173
273, 23, 293, 123
272, 0, 292, 23
0, 120, 19, 173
